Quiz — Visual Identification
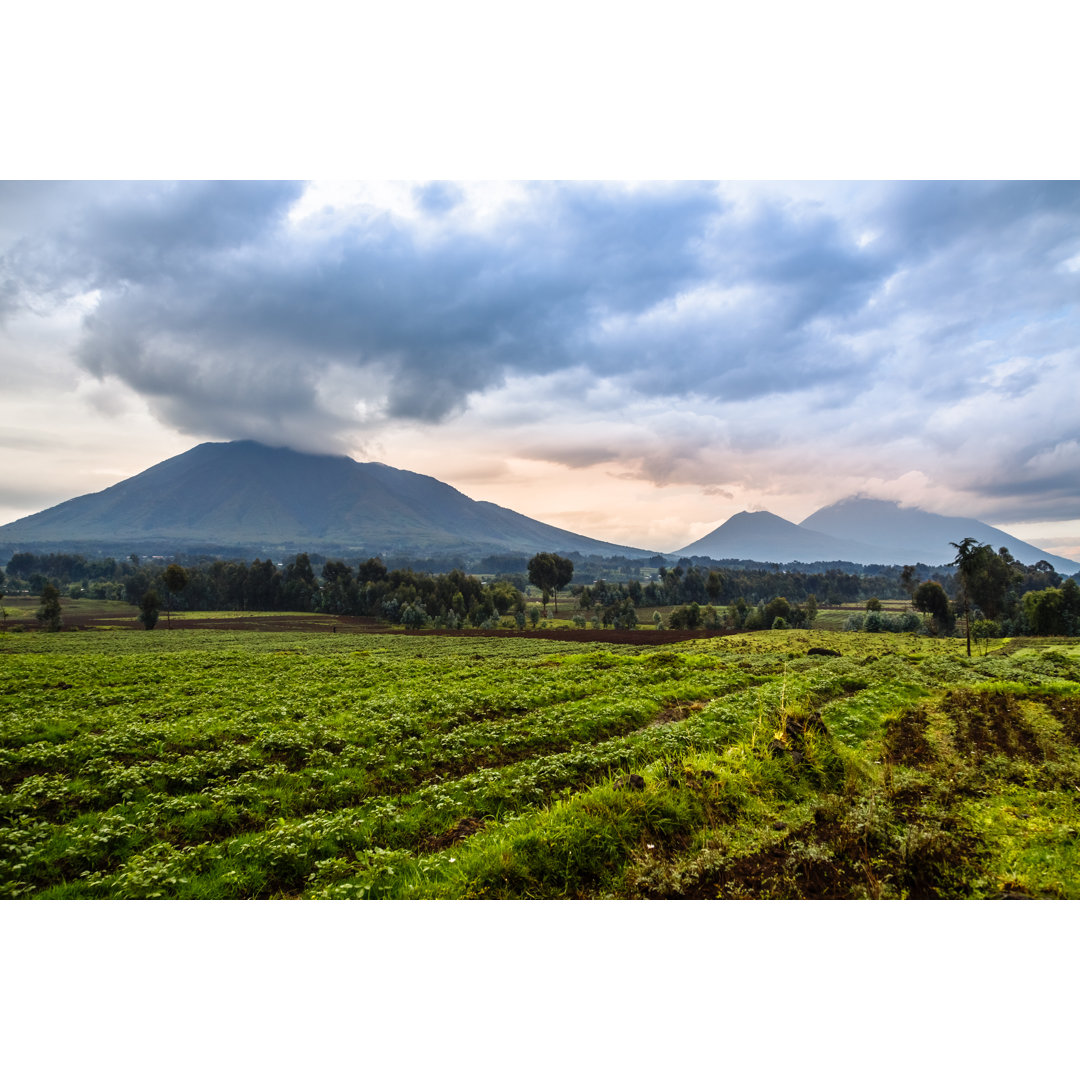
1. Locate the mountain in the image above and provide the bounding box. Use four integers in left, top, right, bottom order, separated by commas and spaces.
673, 511, 886, 564
674, 499, 1080, 574
0, 441, 654, 559
800, 497, 1080, 574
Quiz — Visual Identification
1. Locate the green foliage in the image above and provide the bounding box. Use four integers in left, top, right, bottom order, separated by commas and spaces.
138, 591, 160, 630
913, 580, 953, 635
3, 627, 1080, 899
1023, 582, 1080, 636
527, 553, 574, 614
36, 585, 62, 632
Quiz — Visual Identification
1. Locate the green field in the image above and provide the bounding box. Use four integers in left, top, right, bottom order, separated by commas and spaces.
3, 625, 1079, 899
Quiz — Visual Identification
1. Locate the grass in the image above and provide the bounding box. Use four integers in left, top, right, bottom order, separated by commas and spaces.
2, 625, 1078, 898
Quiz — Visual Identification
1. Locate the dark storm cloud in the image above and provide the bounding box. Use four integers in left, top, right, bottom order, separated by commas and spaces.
3, 180, 1079, 496
883, 181, 1080, 257
40, 181, 728, 432
0, 181, 301, 307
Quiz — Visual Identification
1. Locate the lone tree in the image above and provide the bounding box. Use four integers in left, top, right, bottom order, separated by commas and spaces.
950, 538, 981, 656
162, 563, 188, 629
900, 565, 918, 599
913, 580, 953, 636
139, 590, 161, 630
528, 552, 574, 615
37, 583, 63, 632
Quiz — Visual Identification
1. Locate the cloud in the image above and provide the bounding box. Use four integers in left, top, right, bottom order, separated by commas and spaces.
413, 182, 465, 216
2, 180, 1079, 532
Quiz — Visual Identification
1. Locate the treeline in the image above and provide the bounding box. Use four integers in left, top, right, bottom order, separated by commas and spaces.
577, 564, 911, 611
2, 552, 527, 630
904, 545, 1079, 638
5, 552, 129, 593
7, 545, 1080, 638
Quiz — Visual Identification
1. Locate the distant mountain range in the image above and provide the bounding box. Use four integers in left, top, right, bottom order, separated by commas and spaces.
2, 442, 1076, 573
676, 497, 1080, 574
0, 441, 653, 560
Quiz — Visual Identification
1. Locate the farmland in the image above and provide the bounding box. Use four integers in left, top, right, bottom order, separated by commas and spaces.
3, 624, 1080, 899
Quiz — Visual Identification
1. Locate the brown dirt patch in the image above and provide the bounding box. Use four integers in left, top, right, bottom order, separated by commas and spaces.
417, 816, 486, 853
650, 701, 708, 726
943, 689, 1043, 762
885, 705, 935, 767
679, 810, 977, 900
1046, 695, 1080, 748
709, 818, 887, 899
3, 608, 735, 644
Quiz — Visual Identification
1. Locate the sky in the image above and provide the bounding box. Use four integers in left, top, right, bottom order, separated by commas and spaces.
1, 4, 1078, 562
3, 179, 1079, 558
2, 178, 1079, 558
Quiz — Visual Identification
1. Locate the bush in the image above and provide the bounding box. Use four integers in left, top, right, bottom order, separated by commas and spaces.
401, 602, 430, 629
138, 590, 160, 630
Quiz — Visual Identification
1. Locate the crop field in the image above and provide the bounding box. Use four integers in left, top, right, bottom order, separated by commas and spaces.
2, 625, 1080, 899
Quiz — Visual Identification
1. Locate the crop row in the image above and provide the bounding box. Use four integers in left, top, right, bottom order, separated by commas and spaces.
3, 628, 1080, 898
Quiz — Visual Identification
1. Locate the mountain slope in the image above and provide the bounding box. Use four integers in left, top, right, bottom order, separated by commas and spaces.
0, 441, 653, 558
673, 510, 887, 564
801, 497, 1080, 574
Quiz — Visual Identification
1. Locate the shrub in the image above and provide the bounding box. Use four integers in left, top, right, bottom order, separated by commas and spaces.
139, 591, 160, 630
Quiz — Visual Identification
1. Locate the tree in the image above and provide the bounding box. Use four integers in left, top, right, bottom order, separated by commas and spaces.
962, 545, 1020, 621
913, 580, 953, 636
0, 567, 6, 629
283, 553, 317, 611
971, 618, 1000, 655
139, 590, 161, 630
763, 596, 792, 626
320, 560, 358, 615
1023, 588, 1066, 636
669, 602, 702, 630
36, 584, 62, 632
950, 538, 980, 656
706, 570, 724, 603
162, 563, 188, 629
900, 565, 917, 599
357, 557, 388, 583
528, 553, 574, 614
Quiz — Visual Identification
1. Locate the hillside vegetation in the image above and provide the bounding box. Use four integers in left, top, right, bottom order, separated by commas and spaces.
3, 626, 1079, 899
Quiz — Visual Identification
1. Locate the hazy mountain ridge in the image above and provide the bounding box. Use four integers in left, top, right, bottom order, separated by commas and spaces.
800, 497, 1079, 573
675, 511, 888, 565
677, 497, 1079, 574
2, 442, 1076, 573
0, 441, 654, 559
